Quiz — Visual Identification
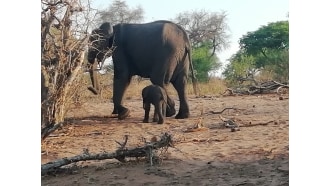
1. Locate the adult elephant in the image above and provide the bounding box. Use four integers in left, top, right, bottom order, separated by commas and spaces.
87, 20, 197, 120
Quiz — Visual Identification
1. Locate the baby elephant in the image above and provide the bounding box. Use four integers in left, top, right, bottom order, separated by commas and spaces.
142, 85, 175, 124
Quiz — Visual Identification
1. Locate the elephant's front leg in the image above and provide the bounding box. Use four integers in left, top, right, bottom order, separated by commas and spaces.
112, 76, 131, 120
143, 102, 150, 123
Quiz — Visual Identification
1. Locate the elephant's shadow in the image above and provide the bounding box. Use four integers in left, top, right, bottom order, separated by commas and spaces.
65, 115, 118, 125
65, 115, 149, 125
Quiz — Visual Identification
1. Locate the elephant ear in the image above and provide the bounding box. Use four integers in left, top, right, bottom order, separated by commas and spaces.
99, 22, 113, 38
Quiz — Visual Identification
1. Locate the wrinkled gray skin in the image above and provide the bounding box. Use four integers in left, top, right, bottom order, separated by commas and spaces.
87, 20, 197, 120
142, 85, 175, 124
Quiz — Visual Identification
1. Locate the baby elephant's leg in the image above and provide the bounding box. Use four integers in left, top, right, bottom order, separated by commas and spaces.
152, 109, 159, 122
143, 102, 150, 123
154, 101, 164, 124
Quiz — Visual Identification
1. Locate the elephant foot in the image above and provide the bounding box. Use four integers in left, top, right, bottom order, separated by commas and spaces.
152, 118, 159, 122
166, 109, 176, 117
118, 108, 130, 120
111, 109, 119, 118
166, 98, 176, 117
143, 119, 149, 123
157, 119, 164, 124
175, 111, 189, 119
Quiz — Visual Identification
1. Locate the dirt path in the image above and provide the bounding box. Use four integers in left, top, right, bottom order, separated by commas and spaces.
41, 94, 289, 185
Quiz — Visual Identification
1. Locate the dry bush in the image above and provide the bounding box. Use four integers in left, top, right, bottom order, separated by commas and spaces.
41, 0, 96, 139
63, 73, 114, 108
65, 73, 93, 107
192, 78, 226, 96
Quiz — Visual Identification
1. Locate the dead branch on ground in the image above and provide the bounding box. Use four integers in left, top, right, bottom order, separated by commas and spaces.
41, 133, 174, 175
241, 120, 275, 127
218, 115, 240, 132
183, 117, 209, 132
222, 80, 289, 96
209, 107, 243, 114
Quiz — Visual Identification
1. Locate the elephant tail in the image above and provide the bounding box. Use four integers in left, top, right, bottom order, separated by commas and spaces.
186, 46, 199, 96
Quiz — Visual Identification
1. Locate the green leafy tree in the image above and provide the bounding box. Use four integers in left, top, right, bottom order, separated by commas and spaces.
222, 51, 257, 86
257, 49, 289, 82
239, 21, 288, 60
174, 10, 230, 81
192, 42, 221, 82
223, 21, 289, 83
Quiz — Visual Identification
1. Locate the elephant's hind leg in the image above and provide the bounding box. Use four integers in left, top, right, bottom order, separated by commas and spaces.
154, 102, 164, 124
172, 75, 190, 119
165, 96, 176, 117
152, 109, 159, 122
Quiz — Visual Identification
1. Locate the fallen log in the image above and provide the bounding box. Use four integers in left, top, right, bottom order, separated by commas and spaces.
41, 133, 173, 175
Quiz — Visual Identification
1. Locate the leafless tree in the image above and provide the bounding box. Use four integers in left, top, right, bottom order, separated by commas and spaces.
98, 0, 144, 25
41, 0, 96, 140
174, 10, 230, 57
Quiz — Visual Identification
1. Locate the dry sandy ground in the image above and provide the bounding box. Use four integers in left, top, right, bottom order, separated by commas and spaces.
41, 93, 289, 185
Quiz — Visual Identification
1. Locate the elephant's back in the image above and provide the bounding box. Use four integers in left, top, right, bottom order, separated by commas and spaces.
114, 21, 188, 46
112, 21, 190, 78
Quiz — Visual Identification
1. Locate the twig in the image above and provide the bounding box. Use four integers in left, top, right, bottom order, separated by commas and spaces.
183, 117, 209, 133
272, 81, 289, 87
221, 88, 234, 96
115, 135, 129, 150
241, 121, 274, 127
209, 107, 240, 114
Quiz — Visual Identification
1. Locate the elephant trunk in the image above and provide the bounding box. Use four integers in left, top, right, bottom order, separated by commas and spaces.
87, 60, 100, 95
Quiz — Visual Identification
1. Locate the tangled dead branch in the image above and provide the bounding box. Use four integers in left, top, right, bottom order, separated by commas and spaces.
41, 133, 174, 175
222, 80, 289, 96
